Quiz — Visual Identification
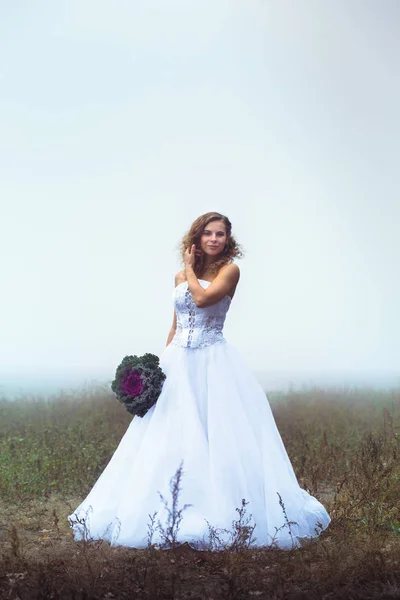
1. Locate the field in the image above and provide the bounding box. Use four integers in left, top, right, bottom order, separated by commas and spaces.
0, 386, 399, 599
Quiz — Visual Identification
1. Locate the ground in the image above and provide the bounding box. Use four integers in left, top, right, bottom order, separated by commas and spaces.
1, 387, 399, 599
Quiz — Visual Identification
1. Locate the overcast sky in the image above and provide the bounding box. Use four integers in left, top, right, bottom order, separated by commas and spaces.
1, 0, 399, 395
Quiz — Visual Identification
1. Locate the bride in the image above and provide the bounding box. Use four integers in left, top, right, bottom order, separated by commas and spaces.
68, 211, 330, 549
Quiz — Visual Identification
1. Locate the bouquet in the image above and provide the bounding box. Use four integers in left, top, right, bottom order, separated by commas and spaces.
111, 353, 166, 417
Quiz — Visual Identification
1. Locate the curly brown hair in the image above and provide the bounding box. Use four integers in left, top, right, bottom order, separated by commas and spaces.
180, 212, 244, 278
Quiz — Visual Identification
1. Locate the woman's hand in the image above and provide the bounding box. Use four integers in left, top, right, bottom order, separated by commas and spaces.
184, 245, 202, 270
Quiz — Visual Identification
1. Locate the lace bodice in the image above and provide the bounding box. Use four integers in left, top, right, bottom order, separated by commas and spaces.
171, 279, 231, 349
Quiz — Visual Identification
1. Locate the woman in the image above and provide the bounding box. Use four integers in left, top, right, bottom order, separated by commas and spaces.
69, 212, 330, 549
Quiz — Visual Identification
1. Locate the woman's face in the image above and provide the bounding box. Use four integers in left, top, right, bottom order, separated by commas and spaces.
199, 220, 227, 257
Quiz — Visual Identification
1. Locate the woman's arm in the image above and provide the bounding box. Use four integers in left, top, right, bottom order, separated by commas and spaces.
184, 244, 240, 307
186, 264, 240, 308
165, 272, 185, 346
165, 310, 177, 346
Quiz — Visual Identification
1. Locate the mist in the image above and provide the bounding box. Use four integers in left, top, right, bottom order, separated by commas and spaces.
1, 0, 399, 397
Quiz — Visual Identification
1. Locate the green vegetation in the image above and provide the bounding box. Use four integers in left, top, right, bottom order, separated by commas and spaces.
0, 386, 129, 501
0, 386, 399, 599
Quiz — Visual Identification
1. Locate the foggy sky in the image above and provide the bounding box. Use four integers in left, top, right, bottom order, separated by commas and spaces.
1, 0, 399, 394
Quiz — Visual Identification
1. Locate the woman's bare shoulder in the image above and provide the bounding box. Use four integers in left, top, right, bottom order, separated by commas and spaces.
219, 263, 240, 282
174, 270, 186, 286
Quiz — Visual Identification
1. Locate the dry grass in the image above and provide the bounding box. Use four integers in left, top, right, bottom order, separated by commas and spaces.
1, 385, 399, 599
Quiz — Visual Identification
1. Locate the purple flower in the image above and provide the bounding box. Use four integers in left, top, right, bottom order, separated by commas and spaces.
120, 370, 143, 397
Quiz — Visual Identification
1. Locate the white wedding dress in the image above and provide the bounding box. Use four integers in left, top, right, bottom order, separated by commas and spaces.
69, 279, 330, 549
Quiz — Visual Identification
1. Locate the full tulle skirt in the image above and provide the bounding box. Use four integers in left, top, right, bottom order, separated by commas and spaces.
68, 342, 330, 549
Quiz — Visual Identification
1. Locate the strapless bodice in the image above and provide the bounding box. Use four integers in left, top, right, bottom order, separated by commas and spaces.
171, 279, 231, 349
